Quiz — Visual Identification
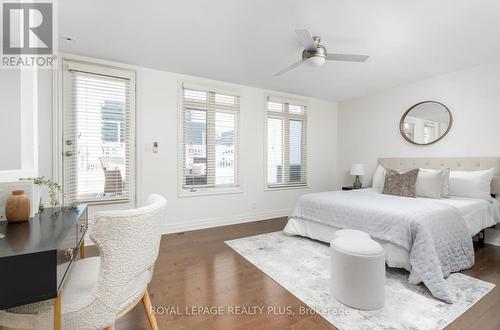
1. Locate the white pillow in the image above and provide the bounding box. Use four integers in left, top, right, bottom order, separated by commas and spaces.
448, 168, 495, 200
415, 168, 450, 197
416, 169, 444, 199
372, 165, 386, 191
440, 168, 450, 197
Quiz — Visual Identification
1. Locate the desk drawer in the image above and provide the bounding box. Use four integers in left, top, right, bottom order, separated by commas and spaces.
56, 211, 88, 289
77, 216, 88, 246
56, 223, 78, 289
0, 205, 88, 309
0, 251, 56, 309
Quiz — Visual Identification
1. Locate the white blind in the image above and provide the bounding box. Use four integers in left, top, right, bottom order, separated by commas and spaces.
182, 84, 239, 190
63, 61, 134, 203
266, 97, 307, 188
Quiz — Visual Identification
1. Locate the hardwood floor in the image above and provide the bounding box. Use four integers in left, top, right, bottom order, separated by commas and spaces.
89, 218, 500, 330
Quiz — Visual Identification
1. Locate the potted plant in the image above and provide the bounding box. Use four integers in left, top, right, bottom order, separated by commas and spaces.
19, 177, 79, 211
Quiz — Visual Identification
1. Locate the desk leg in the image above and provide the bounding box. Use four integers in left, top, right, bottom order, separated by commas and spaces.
54, 292, 62, 330
80, 240, 85, 259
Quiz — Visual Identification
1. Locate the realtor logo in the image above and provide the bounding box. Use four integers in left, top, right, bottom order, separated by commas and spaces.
1, 1, 56, 68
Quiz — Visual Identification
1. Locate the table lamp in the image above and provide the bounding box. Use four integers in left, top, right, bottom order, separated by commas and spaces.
350, 164, 365, 189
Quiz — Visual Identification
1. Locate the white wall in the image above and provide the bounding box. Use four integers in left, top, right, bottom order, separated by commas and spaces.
37, 58, 338, 233
338, 59, 500, 244
338, 59, 500, 186
137, 68, 338, 232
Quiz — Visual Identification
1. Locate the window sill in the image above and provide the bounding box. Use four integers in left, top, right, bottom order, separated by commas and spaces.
77, 197, 131, 205
178, 187, 243, 198
264, 185, 310, 192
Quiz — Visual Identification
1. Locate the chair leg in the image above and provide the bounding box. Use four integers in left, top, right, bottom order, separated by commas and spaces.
142, 289, 158, 330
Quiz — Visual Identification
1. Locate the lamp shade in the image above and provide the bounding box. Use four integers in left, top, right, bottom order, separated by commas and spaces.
350, 164, 365, 176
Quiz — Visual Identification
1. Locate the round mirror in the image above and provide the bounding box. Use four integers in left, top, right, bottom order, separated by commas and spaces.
400, 101, 452, 145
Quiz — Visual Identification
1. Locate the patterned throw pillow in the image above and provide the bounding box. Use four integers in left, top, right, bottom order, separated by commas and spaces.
383, 169, 420, 197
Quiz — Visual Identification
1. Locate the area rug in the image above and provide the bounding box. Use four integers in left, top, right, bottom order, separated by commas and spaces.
225, 231, 495, 330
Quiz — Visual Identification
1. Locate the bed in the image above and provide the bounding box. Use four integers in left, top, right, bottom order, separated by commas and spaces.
284, 157, 500, 303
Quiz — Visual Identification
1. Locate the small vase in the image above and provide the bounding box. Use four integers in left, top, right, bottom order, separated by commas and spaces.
6, 190, 31, 223
33, 184, 42, 214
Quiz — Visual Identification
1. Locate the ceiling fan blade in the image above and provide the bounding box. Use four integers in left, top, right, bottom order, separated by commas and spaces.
274, 59, 305, 76
326, 53, 369, 62
295, 29, 317, 52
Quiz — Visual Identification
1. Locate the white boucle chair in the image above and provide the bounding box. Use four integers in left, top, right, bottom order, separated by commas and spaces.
330, 236, 386, 310
0, 194, 167, 330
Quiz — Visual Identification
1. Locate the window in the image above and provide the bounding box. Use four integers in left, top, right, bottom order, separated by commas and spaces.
181, 84, 239, 192
62, 61, 135, 203
423, 122, 437, 144
266, 97, 307, 188
403, 122, 415, 141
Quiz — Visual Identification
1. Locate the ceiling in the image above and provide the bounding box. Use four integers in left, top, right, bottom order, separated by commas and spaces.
59, 0, 500, 102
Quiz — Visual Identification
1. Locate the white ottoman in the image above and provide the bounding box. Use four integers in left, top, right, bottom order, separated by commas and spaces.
330, 237, 386, 310
332, 229, 371, 240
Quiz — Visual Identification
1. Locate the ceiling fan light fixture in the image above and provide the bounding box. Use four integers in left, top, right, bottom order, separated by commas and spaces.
274, 30, 369, 76
305, 55, 326, 67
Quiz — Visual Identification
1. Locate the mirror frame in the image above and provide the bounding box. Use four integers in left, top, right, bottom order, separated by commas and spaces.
399, 101, 453, 146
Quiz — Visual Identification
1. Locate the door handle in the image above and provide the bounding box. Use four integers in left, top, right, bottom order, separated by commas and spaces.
65, 151, 73, 157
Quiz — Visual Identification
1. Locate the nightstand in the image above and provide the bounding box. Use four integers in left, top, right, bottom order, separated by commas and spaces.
342, 186, 368, 191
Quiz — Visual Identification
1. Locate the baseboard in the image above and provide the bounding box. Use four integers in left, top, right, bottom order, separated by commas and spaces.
162, 208, 292, 234
485, 227, 500, 246
83, 208, 291, 246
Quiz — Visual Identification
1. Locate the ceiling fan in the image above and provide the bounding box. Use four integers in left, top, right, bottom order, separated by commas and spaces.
275, 29, 369, 76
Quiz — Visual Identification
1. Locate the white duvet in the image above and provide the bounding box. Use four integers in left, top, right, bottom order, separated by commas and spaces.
287, 189, 475, 303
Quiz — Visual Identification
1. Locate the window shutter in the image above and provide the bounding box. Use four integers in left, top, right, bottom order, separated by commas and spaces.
63, 61, 135, 203
182, 85, 239, 190
266, 96, 307, 188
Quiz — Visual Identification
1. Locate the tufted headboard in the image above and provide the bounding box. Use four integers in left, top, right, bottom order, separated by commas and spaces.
378, 157, 500, 196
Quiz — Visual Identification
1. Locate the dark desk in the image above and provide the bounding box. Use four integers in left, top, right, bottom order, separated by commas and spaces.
0, 205, 88, 329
